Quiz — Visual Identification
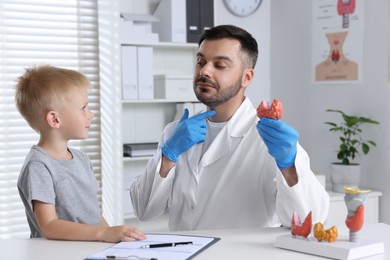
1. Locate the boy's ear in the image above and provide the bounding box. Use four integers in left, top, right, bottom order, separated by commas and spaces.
46, 111, 60, 128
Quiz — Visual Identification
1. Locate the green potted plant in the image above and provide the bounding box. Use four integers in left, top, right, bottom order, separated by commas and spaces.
325, 109, 379, 192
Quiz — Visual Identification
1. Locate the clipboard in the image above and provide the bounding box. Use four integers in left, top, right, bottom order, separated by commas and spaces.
85, 233, 220, 260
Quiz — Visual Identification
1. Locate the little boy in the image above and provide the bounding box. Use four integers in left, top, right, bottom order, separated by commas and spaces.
15, 65, 146, 242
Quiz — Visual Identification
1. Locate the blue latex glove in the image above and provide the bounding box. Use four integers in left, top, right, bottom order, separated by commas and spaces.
256, 118, 299, 170
162, 109, 216, 162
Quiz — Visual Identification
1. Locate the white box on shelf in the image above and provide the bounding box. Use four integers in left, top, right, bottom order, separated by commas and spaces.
120, 13, 159, 43
154, 74, 195, 99
152, 0, 186, 43
174, 102, 194, 121
121, 46, 138, 100
137, 47, 154, 99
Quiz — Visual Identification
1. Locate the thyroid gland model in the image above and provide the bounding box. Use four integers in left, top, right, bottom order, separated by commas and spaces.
344, 186, 370, 242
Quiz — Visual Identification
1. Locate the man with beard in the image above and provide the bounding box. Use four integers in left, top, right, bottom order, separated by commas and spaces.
130, 25, 329, 231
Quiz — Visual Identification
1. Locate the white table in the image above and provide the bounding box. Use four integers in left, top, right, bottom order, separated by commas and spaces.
1, 223, 388, 260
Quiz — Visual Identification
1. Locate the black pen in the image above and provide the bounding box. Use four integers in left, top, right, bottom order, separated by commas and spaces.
140, 241, 193, 248
106, 256, 157, 260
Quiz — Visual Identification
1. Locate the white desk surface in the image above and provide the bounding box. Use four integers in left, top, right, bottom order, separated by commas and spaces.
1, 223, 388, 260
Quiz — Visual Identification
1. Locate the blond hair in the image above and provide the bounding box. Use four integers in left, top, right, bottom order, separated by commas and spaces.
15, 65, 90, 132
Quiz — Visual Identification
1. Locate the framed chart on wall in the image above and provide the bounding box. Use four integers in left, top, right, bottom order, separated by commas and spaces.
312, 0, 364, 84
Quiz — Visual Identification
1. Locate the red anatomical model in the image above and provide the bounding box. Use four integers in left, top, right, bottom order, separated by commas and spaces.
291, 210, 312, 237
345, 204, 365, 232
257, 98, 283, 120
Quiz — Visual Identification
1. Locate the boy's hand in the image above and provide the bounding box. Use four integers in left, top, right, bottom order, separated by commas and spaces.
102, 225, 146, 242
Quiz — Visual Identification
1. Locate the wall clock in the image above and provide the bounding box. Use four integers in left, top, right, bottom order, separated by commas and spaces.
223, 0, 263, 17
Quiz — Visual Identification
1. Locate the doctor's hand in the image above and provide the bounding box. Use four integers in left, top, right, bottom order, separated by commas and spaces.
162, 109, 216, 162
256, 118, 299, 170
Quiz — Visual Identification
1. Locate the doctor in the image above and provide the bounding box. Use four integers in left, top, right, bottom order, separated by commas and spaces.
130, 25, 329, 231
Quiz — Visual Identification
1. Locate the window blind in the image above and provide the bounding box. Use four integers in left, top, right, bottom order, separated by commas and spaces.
0, 0, 101, 238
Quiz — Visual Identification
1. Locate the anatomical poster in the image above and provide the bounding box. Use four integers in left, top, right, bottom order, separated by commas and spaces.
312, 0, 364, 83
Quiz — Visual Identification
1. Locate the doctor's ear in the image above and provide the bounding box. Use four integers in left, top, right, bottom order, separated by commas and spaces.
241, 68, 254, 89
46, 111, 60, 128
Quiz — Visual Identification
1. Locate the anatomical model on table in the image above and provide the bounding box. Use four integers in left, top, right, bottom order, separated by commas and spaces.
344, 186, 370, 242
258, 99, 370, 244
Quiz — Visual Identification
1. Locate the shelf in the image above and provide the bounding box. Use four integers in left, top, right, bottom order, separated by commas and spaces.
122, 99, 199, 104
124, 156, 152, 162
121, 41, 198, 49
124, 213, 136, 219
118, 37, 199, 223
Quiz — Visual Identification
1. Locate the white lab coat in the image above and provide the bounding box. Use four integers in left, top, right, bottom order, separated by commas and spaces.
130, 98, 329, 231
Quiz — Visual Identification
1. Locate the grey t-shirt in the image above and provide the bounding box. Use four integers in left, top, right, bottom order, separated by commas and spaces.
17, 145, 101, 238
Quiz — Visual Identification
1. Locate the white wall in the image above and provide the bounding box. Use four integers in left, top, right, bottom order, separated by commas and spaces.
271, 0, 390, 224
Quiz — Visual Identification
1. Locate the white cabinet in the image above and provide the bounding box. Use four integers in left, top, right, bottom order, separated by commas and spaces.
325, 190, 382, 233
98, 2, 203, 225
125, 190, 382, 233
120, 42, 203, 220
